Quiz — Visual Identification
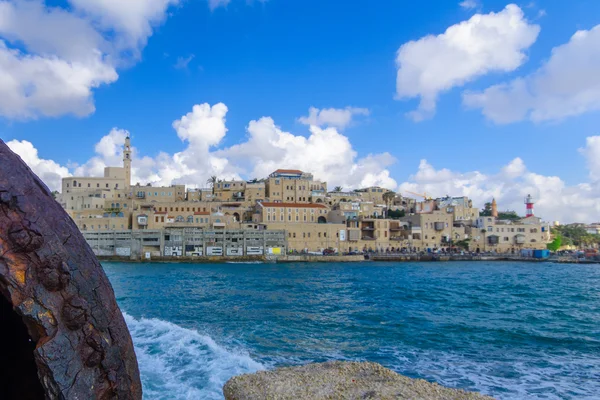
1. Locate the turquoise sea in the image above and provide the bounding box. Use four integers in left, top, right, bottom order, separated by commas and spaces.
103, 261, 600, 400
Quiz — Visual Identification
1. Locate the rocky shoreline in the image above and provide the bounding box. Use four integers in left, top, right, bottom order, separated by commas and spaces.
223, 361, 494, 400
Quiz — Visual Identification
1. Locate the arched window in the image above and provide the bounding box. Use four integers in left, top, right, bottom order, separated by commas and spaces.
175, 216, 184, 222
187, 216, 194, 223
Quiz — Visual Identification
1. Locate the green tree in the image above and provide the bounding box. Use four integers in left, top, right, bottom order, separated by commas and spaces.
547, 236, 562, 252
553, 225, 588, 247
333, 186, 343, 192
480, 202, 492, 216
383, 191, 396, 209
455, 239, 471, 250
387, 209, 405, 219
497, 211, 522, 221
206, 175, 218, 194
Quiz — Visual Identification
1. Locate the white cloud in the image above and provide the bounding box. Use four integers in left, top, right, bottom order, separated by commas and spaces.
9, 115, 600, 223
6, 139, 71, 191
395, 4, 539, 121
221, 116, 396, 189
580, 136, 600, 182
209, 0, 230, 10
464, 25, 600, 124
0, 0, 177, 119
174, 54, 194, 70
399, 141, 600, 224
9, 102, 397, 194
68, 0, 179, 51
459, 0, 478, 10
0, 41, 118, 119
298, 107, 370, 130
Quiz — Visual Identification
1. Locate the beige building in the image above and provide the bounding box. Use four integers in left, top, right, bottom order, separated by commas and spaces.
133, 184, 186, 203
265, 170, 327, 203
213, 180, 247, 201
473, 215, 550, 253
354, 186, 394, 206
254, 202, 330, 224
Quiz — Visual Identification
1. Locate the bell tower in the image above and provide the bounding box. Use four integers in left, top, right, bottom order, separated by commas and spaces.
123, 136, 131, 191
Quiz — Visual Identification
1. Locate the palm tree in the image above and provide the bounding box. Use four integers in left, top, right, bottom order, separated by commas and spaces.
206, 175, 217, 188
333, 186, 343, 192
383, 191, 396, 209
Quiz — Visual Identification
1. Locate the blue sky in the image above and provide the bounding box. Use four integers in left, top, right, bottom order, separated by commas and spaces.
1, 0, 600, 222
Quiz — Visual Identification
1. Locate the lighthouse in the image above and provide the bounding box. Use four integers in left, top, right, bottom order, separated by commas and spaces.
524, 194, 534, 217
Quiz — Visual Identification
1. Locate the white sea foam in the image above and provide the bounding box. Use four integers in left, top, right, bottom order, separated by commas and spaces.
379, 346, 600, 400
123, 313, 265, 400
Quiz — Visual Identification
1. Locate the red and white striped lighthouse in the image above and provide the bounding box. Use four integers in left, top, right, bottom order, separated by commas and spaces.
524, 194, 534, 217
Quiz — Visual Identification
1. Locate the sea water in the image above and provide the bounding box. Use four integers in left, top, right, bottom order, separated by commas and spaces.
103, 261, 600, 400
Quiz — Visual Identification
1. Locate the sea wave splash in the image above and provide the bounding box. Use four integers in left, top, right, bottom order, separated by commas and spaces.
123, 313, 265, 400
379, 346, 600, 400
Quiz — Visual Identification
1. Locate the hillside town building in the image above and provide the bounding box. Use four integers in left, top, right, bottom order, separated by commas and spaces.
58, 137, 551, 258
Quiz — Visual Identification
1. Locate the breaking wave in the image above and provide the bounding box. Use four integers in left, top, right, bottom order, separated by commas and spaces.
123, 313, 265, 400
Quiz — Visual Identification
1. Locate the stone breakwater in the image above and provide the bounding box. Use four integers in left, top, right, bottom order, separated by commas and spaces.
223, 361, 494, 400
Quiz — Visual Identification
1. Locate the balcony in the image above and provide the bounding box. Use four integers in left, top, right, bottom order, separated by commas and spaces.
487, 235, 499, 245
136, 192, 146, 199
362, 236, 377, 241
514, 235, 526, 244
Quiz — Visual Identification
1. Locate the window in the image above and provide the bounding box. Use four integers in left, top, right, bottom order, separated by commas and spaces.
487, 227, 493, 232
504, 237, 509, 241
169, 192, 172, 196
318, 233, 321, 238
67, 183, 70, 188
106, 184, 109, 188
155, 192, 158, 196
116, 184, 119, 189
88, 183, 91, 188
97, 183, 100, 188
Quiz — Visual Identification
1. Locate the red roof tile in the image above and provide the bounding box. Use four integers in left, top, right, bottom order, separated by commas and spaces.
194, 211, 210, 215
273, 169, 303, 175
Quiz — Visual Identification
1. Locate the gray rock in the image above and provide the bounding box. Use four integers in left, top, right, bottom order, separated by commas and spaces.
223, 361, 494, 400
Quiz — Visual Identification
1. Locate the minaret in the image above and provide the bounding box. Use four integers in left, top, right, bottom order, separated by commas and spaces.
491, 198, 498, 218
123, 136, 131, 191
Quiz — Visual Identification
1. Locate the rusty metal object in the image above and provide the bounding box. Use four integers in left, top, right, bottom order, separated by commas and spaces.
0, 140, 142, 399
